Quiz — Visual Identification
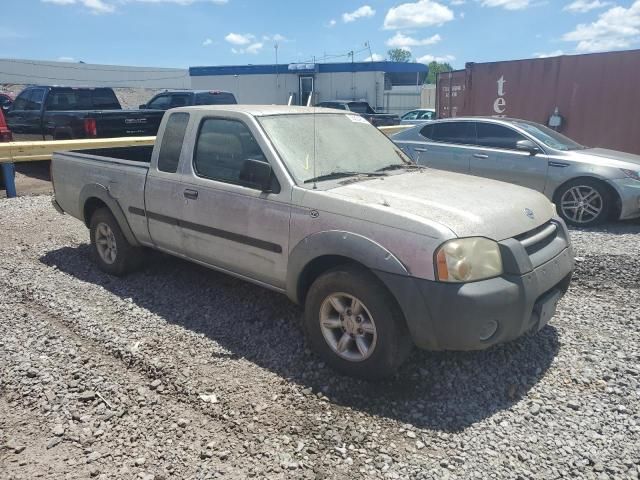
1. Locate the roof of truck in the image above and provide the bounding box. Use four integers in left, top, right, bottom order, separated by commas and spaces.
172, 105, 344, 116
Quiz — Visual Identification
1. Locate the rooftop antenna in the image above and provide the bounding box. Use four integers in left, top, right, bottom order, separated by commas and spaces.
365, 40, 373, 62
274, 43, 279, 90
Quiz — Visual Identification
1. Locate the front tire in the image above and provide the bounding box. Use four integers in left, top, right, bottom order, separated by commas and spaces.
89, 208, 143, 276
303, 265, 413, 380
556, 178, 611, 227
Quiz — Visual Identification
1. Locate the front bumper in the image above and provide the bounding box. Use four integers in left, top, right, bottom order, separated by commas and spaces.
609, 178, 640, 220
375, 219, 575, 351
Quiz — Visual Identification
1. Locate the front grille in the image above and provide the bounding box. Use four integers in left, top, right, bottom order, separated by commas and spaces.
515, 221, 558, 256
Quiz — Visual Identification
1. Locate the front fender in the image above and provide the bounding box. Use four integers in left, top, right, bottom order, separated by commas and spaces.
286, 230, 409, 303
79, 183, 140, 247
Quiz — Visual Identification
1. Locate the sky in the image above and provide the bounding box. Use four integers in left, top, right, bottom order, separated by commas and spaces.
0, 0, 639, 69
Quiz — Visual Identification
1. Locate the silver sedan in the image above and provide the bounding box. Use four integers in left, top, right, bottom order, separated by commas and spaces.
393, 117, 640, 227
400, 108, 436, 125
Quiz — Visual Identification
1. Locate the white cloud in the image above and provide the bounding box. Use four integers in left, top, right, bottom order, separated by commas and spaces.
342, 5, 376, 23
245, 42, 264, 54
41, 0, 115, 13
478, 0, 530, 10
263, 34, 287, 43
325, 19, 337, 28
41, 0, 227, 14
202, 38, 213, 46
534, 50, 564, 58
384, 0, 454, 29
57, 56, 76, 62
417, 53, 455, 63
225, 32, 254, 46
563, 0, 611, 13
365, 53, 385, 61
450, 0, 466, 4
563, 1, 640, 52
386, 32, 442, 48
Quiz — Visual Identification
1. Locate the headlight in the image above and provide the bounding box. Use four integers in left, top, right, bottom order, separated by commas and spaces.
621, 168, 640, 181
435, 237, 503, 283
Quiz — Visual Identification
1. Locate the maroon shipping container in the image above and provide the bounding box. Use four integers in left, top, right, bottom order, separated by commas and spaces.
436, 49, 640, 154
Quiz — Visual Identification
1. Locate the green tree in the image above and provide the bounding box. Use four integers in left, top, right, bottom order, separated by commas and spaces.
425, 61, 453, 84
387, 48, 412, 63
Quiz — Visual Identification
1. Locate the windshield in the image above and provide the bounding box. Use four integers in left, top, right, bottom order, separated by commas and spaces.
258, 113, 411, 185
512, 120, 585, 151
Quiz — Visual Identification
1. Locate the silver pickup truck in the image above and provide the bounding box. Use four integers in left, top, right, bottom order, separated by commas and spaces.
51, 105, 575, 379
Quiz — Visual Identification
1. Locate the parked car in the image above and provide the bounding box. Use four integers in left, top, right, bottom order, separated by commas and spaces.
0, 92, 14, 111
139, 90, 237, 110
393, 117, 640, 227
400, 108, 436, 125
51, 105, 574, 379
5, 86, 165, 141
315, 100, 400, 127
0, 108, 13, 190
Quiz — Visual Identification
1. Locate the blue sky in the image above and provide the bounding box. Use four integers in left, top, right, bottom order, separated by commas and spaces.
1, 0, 639, 69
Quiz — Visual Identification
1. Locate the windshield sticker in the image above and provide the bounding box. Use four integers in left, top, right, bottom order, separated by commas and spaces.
346, 114, 369, 124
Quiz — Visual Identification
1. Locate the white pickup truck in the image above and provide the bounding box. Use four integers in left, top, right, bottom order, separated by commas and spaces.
51, 105, 575, 379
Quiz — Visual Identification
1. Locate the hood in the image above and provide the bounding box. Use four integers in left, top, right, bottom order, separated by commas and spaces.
575, 148, 640, 168
329, 170, 554, 241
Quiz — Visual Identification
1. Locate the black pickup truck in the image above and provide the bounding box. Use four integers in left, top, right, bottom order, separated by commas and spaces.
315, 100, 400, 127
4, 86, 164, 142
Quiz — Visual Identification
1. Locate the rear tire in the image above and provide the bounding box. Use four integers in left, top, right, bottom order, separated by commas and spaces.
555, 178, 611, 227
303, 265, 413, 380
89, 208, 143, 276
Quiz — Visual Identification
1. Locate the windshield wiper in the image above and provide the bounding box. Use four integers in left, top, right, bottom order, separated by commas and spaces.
303, 171, 386, 184
375, 163, 426, 172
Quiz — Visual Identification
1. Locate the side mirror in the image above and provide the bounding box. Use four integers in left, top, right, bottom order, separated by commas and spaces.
139, 104, 147, 109
239, 159, 273, 192
516, 139, 541, 155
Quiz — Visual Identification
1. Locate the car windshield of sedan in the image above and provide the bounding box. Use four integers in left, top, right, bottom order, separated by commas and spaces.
513, 120, 586, 151
258, 113, 412, 185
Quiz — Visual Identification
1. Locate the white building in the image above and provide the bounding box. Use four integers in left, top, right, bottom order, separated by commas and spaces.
189, 61, 428, 113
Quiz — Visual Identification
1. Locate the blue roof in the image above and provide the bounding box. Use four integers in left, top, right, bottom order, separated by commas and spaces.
189, 61, 428, 77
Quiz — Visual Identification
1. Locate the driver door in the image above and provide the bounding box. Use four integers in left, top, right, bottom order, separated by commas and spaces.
180, 116, 291, 289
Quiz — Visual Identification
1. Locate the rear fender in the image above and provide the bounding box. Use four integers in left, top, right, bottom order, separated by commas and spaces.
79, 183, 140, 246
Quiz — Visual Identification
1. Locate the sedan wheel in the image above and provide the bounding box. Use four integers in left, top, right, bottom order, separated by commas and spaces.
559, 184, 607, 226
319, 293, 377, 362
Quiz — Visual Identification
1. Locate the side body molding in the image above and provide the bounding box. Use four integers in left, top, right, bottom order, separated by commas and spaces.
78, 183, 141, 247
286, 230, 410, 304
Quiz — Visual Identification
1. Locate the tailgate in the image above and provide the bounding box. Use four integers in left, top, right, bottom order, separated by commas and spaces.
94, 111, 164, 137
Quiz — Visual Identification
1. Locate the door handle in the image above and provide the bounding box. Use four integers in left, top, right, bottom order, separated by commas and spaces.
183, 189, 199, 200
414, 147, 428, 152
473, 153, 489, 159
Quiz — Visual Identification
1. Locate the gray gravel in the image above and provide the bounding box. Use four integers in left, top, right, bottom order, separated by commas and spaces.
1, 194, 639, 479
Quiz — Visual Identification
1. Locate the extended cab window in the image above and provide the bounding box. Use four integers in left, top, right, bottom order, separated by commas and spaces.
45, 89, 120, 111
423, 122, 475, 145
169, 94, 191, 108
157, 112, 190, 173
476, 123, 527, 150
194, 118, 268, 188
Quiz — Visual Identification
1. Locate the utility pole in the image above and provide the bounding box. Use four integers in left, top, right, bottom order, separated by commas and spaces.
350, 50, 355, 100
365, 41, 373, 62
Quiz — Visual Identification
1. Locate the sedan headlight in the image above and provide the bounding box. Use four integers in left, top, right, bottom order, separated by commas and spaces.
621, 168, 640, 181
435, 237, 503, 283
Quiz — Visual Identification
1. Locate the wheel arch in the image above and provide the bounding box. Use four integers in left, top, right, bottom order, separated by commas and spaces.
79, 184, 140, 246
553, 175, 622, 220
287, 231, 409, 305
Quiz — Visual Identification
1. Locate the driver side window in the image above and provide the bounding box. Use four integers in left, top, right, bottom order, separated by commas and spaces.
193, 118, 271, 189
403, 111, 419, 120
148, 95, 171, 110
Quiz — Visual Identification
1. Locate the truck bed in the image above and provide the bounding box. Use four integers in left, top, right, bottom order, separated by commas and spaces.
71, 145, 154, 163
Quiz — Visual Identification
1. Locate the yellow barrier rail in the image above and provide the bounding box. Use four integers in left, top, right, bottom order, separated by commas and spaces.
0, 136, 156, 164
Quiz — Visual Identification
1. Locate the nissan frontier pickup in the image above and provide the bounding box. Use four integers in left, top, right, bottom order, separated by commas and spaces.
51, 105, 574, 379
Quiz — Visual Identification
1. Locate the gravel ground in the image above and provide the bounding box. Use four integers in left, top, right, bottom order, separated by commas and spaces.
1, 195, 639, 480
